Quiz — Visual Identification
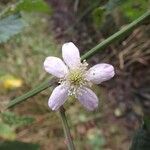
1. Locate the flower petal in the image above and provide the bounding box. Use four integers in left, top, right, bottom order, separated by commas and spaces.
44, 56, 68, 78
48, 85, 69, 111
62, 42, 81, 68
86, 63, 115, 84
77, 87, 99, 111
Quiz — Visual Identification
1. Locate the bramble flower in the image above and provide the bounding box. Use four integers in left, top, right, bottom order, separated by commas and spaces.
44, 42, 115, 111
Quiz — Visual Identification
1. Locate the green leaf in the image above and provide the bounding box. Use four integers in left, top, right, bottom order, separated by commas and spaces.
16, 0, 50, 13
121, 0, 149, 21
92, 7, 105, 27
130, 116, 150, 150
1, 111, 34, 128
0, 14, 26, 43
130, 128, 150, 150
0, 122, 16, 140
0, 141, 40, 150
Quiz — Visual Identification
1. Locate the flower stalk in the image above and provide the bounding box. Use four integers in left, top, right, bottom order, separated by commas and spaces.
59, 106, 75, 150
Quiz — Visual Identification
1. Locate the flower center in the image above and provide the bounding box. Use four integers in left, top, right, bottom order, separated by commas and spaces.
68, 69, 84, 86
60, 61, 92, 96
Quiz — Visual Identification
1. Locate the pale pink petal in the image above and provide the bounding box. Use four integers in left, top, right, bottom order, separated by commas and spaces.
44, 56, 68, 78
86, 63, 115, 84
48, 85, 69, 111
62, 42, 81, 68
77, 87, 99, 111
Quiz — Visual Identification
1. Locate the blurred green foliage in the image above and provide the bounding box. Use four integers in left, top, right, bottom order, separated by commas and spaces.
0, 0, 149, 149
0, 141, 40, 150
0, 122, 16, 140
144, 116, 150, 133
92, 0, 149, 28
1, 111, 34, 127
0, 111, 34, 140
121, 0, 149, 21
0, 0, 51, 43
0, 1, 56, 86
92, 7, 105, 28
0, 14, 58, 86
15, 0, 50, 13
130, 128, 150, 150
105, 0, 124, 12
0, 14, 26, 43
130, 116, 150, 150
87, 128, 105, 150
0, 0, 55, 146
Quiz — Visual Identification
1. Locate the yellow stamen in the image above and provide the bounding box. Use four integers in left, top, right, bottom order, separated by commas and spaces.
68, 69, 84, 86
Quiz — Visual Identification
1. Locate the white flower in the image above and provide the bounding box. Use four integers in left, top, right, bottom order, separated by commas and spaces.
44, 42, 115, 111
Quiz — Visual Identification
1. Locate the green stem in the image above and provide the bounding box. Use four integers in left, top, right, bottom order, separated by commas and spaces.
81, 10, 150, 60
6, 77, 55, 109
59, 107, 75, 150
6, 11, 150, 109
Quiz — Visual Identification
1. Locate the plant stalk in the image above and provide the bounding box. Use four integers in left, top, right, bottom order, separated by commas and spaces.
81, 10, 150, 60
59, 107, 75, 150
6, 77, 55, 109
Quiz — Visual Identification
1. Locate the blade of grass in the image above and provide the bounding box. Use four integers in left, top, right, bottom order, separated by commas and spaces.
6, 10, 150, 109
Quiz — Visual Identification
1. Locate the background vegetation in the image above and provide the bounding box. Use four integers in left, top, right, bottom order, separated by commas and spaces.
0, 0, 150, 149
